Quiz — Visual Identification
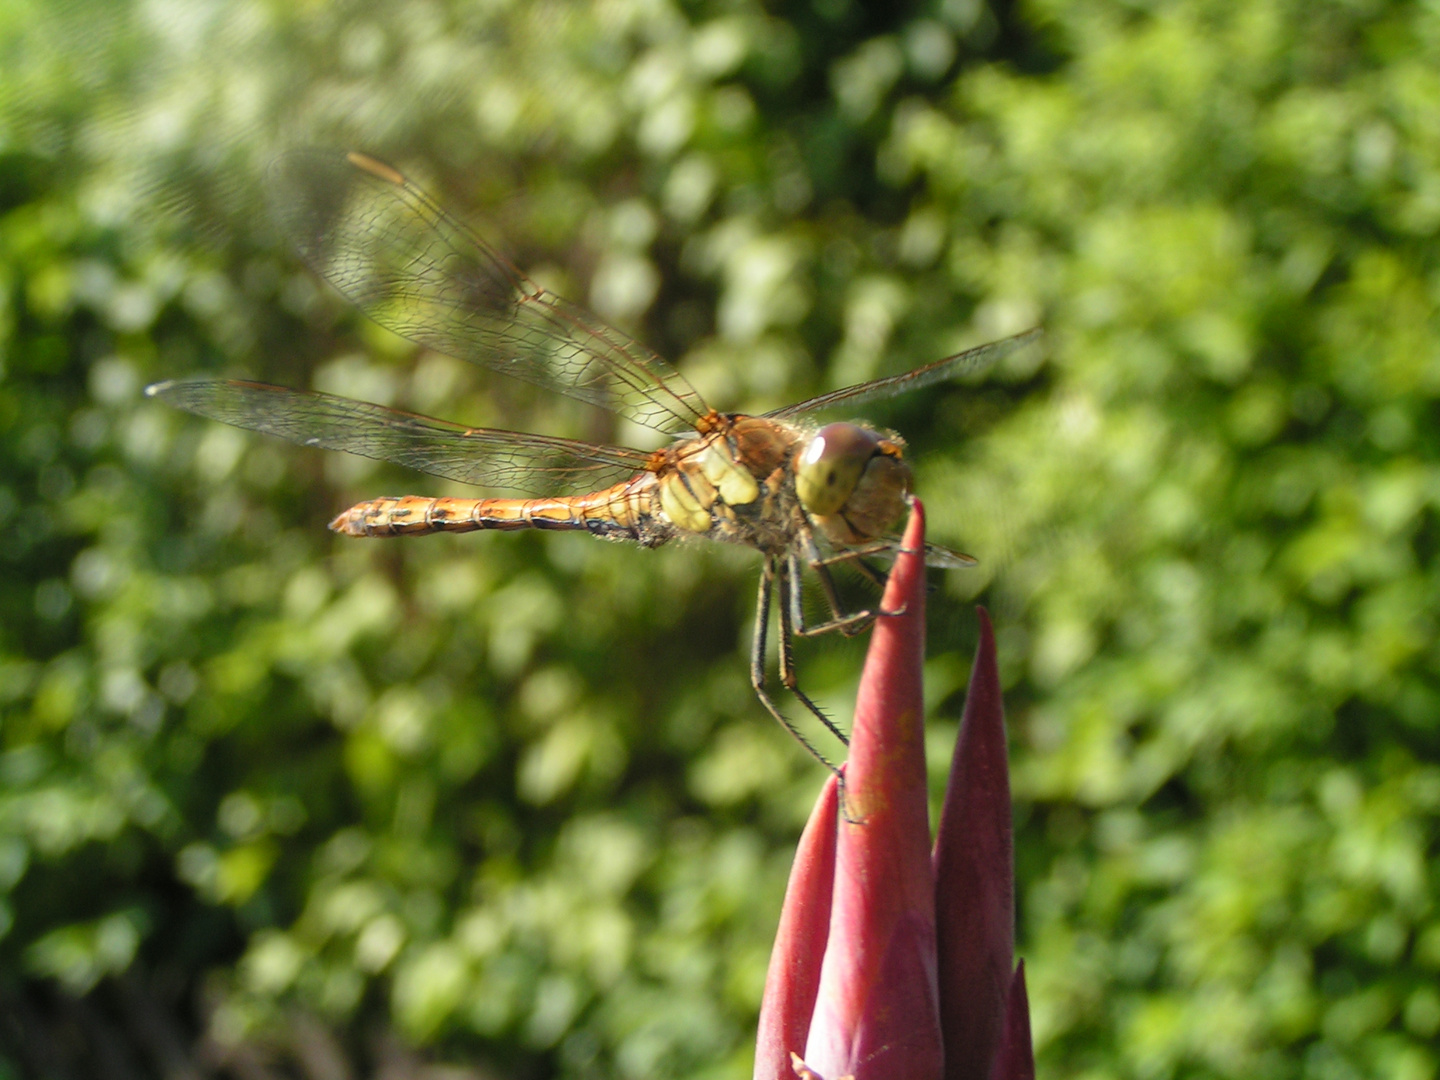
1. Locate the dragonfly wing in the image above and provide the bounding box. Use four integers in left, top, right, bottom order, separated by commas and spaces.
919, 541, 979, 569
147, 379, 650, 496
764, 328, 1043, 420
854, 538, 979, 569
267, 150, 711, 434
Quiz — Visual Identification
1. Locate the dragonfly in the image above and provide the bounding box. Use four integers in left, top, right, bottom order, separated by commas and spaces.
147, 149, 1039, 773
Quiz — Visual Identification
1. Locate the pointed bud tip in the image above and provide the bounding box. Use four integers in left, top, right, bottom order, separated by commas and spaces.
987, 961, 1034, 1080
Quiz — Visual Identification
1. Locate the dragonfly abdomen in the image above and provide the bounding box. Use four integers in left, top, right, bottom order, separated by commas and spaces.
329, 476, 659, 541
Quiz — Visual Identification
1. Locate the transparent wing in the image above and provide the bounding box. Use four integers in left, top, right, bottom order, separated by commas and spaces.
147, 379, 651, 496
765, 328, 1042, 420
854, 539, 979, 569
267, 150, 712, 433
918, 541, 979, 569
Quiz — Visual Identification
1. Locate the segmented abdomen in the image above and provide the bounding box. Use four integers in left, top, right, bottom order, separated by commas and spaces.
329, 474, 657, 541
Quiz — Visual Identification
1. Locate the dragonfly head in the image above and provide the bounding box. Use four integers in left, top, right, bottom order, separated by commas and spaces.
795, 422, 912, 542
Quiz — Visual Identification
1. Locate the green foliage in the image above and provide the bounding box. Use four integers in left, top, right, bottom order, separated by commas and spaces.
2, 0, 1438, 1077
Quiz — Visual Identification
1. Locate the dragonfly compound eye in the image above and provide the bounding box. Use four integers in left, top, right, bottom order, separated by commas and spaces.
795, 422, 884, 516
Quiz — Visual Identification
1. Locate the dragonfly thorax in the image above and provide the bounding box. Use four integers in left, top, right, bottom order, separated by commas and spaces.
795, 422, 913, 546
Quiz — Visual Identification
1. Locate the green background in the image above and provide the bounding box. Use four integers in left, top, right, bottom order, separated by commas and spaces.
2, 0, 1437, 1076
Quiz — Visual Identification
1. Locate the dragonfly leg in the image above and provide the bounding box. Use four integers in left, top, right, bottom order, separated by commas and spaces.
798, 546, 846, 620
751, 557, 846, 772
792, 530, 905, 638
820, 544, 953, 601
810, 544, 891, 592
789, 549, 873, 640
849, 557, 889, 592
776, 558, 850, 746
809, 540, 894, 569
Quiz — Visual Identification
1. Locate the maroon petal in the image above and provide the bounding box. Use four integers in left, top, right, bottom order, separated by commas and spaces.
803, 500, 942, 1080
755, 774, 840, 1080
932, 607, 1015, 1080
987, 962, 1034, 1080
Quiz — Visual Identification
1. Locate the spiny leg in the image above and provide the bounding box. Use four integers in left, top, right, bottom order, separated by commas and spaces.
809, 529, 911, 616
807, 545, 891, 606
826, 551, 954, 603
791, 530, 904, 639
808, 540, 895, 569
777, 556, 862, 824
750, 556, 844, 773
776, 557, 850, 746
787, 548, 874, 640
813, 539, 946, 595
787, 550, 809, 630
846, 556, 889, 592
806, 508, 929, 591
